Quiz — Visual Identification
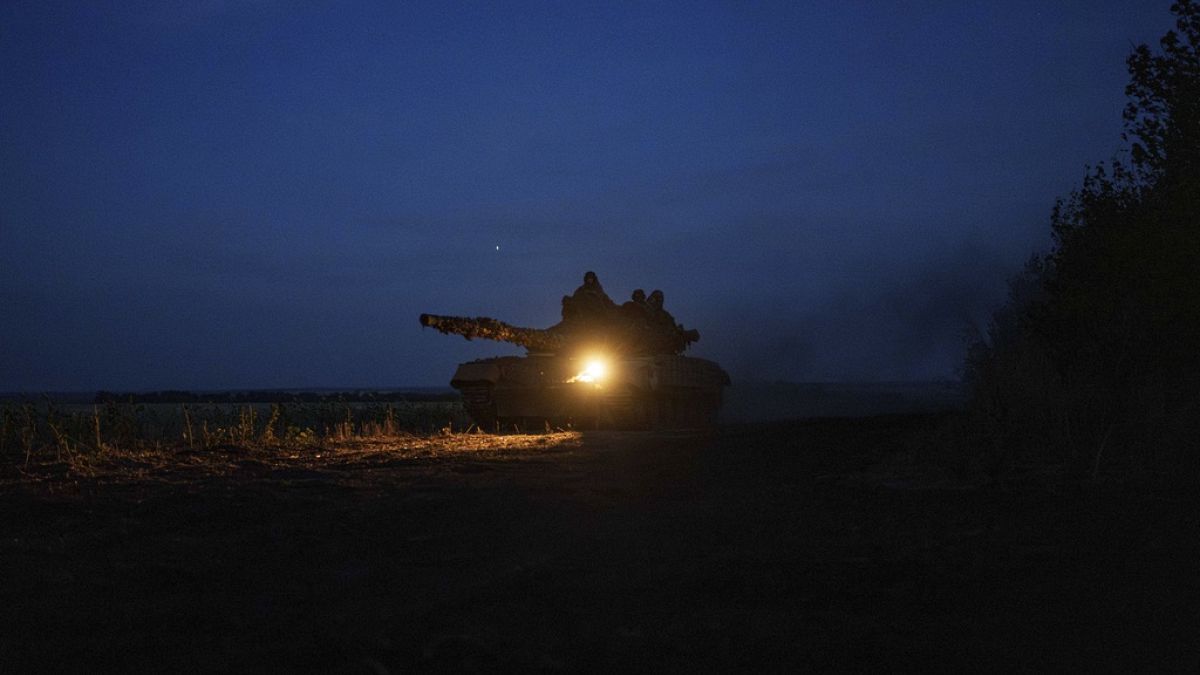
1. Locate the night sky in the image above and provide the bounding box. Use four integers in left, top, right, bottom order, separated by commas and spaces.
0, 1, 1172, 391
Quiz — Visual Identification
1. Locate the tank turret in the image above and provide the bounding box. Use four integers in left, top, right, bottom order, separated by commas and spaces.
419, 311, 697, 356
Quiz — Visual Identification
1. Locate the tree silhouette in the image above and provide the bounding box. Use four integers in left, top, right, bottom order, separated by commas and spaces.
967, 1, 1200, 480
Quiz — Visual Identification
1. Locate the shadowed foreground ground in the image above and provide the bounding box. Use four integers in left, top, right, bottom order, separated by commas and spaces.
2, 416, 1197, 672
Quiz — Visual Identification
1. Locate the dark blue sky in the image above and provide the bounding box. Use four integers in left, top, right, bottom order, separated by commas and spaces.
0, 1, 1173, 390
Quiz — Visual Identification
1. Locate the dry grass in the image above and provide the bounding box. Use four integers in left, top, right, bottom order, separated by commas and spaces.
6, 428, 586, 488
1, 399, 479, 472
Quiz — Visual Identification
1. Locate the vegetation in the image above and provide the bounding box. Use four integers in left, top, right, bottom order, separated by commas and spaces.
0, 398, 472, 472
966, 1, 1200, 481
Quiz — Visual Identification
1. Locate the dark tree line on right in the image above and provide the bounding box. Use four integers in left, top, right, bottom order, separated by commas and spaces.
965, 0, 1199, 482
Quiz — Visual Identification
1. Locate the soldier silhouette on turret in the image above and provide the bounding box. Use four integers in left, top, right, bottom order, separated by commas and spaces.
561, 270, 617, 324
645, 289, 699, 352
621, 288, 650, 321
646, 289, 675, 329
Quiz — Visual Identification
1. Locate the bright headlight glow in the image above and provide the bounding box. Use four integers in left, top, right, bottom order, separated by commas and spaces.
575, 358, 608, 383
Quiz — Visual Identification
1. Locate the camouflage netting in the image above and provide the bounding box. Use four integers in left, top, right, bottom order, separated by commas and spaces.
418, 314, 568, 353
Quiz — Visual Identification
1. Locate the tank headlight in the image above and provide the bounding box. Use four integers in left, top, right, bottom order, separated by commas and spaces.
573, 358, 608, 383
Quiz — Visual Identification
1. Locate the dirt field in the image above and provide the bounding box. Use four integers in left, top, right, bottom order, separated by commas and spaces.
2, 415, 1197, 672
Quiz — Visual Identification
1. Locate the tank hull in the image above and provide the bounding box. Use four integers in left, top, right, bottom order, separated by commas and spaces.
450, 354, 730, 430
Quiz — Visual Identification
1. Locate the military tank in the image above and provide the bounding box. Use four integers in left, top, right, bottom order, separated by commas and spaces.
420, 272, 730, 430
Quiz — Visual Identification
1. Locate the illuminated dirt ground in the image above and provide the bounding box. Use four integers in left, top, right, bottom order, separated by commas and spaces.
2, 417, 1197, 671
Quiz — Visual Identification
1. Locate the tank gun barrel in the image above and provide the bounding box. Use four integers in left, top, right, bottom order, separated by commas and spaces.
419, 313, 567, 353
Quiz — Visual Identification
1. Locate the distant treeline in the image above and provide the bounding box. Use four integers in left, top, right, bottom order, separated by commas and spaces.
88, 390, 461, 404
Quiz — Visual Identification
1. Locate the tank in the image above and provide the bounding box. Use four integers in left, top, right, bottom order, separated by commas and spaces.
420, 272, 730, 430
